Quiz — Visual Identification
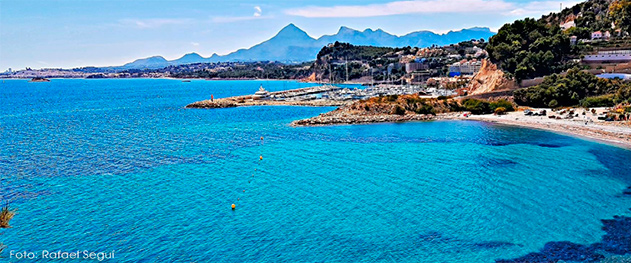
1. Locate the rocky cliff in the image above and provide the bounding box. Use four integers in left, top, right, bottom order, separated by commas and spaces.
467, 59, 517, 96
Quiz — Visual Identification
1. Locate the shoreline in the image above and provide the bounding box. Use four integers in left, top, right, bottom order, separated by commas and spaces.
457, 114, 631, 149
292, 111, 631, 149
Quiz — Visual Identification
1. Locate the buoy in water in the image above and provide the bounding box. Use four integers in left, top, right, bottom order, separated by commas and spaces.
231, 204, 236, 210
260, 155, 263, 161
260, 136, 264, 140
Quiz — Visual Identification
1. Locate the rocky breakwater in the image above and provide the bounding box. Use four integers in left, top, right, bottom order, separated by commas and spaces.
291, 111, 434, 126
186, 98, 239, 109
291, 94, 457, 126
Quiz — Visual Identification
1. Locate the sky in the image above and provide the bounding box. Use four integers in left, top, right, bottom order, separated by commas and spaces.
0, 0, 584, 70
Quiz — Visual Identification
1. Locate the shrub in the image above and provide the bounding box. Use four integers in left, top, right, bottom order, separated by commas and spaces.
392, 105, 406, 115
415, 104, 436, 115
462, 99, 492, 114
494, 107, 507, 115
490, 99, 515, 112
615, 86, 631, 103
580, 95, 615, 108
548, 99, 559, 108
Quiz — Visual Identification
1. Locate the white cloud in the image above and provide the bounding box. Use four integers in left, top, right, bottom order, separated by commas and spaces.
118, 18, 192, 29
191, 42, 200, 46
285, 0, 583, 18
213, 6, 269, 23
254, 6, 262, 17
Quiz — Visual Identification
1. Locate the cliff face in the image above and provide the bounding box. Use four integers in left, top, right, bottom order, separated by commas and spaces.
467, 59, 517, 95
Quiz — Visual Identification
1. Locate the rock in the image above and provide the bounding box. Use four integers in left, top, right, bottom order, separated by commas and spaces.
467, 59, 517, 95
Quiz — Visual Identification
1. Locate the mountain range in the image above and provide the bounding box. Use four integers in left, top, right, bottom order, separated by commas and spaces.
119, 24, 495, 70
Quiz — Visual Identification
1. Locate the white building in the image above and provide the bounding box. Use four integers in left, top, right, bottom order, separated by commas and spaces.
583, 51, 631, 64
449, 60, 482, 76
592, 31, 603, 40
560, 20, 576, 30
405, 62, 429, 73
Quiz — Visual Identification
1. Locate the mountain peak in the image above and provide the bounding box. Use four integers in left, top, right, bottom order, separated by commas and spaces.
140, 56, 167, 62
338, 26, 357, 34
278, 23, 305, 34
181, 52, 202, 58
273, 23, 313, 41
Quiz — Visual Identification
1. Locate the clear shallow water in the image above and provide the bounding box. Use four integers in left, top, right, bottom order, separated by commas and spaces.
1, 79, 631, 262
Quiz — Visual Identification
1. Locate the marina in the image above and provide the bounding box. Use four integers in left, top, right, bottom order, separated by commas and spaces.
187, 84, 457, 108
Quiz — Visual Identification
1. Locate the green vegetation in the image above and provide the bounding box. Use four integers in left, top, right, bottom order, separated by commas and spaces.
486, 18, 572, 81
392, 105, 406, 115
461, 98, 515, 114
462, 98, 492, 114
490, 99, 515, 112
543, 0, 615, 33
580, 94, 616, 107
171, 62, 313, 79
317, 42, 401, 62
615, 85, 631, 103
610, 0, 631, 32
513, 69, 630, 107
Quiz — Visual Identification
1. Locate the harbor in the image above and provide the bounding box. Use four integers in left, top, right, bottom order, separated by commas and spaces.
186, 84, 457, 108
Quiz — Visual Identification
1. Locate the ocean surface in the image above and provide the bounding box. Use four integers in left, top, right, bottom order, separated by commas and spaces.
1, 79, 631, 262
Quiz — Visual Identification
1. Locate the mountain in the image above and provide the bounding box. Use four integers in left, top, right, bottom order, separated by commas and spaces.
121, 56, 169, 69
172, 53, 209, 65
117, 24, 495, 69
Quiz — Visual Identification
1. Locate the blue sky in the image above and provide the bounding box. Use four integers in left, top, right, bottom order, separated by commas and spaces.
0, 0, 583, 70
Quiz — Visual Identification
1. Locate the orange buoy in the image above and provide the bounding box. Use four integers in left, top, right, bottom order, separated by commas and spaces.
260, 136, 264, 140
231, 204, 236, 210
260, 155, 263, 161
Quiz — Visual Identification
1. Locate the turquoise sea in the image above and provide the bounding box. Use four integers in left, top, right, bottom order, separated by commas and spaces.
1, 79, 631, 262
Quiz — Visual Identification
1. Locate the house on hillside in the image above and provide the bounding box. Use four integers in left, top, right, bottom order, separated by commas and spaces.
570, 36, 578, 45
560, 20, 576, 31
592, 31, 603, 40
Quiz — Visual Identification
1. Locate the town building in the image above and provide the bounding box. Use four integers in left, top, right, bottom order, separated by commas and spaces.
448, 60, 482, 77
560, 20, 576, 30
592, 31, 603, 40
583, 50, 631, 64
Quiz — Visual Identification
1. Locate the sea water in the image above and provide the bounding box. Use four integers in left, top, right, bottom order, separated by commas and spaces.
1, 79, 631, 262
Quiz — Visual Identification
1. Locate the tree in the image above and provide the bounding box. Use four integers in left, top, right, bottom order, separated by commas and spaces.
514, 68, 630, 107
486, 18, 572, 81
